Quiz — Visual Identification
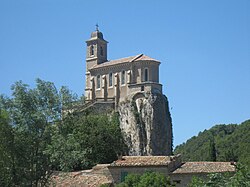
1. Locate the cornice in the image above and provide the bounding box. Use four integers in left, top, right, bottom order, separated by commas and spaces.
89, 59, 159, 73
90, 62, 131, 73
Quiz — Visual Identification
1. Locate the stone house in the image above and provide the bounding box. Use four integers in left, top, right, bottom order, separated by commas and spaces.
85, 27, 162, 106
108, 155, 182, 184
170, 161, 236, 186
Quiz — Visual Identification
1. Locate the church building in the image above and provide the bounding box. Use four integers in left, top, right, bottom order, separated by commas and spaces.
85, 27, 162, 105
83, 27, 173, 157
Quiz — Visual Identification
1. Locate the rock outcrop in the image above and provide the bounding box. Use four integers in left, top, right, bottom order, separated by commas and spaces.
118, 92, 172, 156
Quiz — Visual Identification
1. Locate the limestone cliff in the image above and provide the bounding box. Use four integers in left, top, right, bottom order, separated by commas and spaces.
118, 92, 173, 156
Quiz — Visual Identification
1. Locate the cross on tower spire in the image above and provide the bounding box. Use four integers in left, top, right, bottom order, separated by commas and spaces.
95, 23, 99, 31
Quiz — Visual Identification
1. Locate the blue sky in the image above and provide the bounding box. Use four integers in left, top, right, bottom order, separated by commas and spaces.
0, 0, 249, 147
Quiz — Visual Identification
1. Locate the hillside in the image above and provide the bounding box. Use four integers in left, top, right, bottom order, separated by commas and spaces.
174, 120, 250, 167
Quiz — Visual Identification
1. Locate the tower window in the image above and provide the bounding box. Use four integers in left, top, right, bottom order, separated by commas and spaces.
109, 72, 113, 87
121, 70, 126, 85
90, 45, 94, 56
97, 75, 101, 89
144, 68, 149, 82
100, 46, 104, 56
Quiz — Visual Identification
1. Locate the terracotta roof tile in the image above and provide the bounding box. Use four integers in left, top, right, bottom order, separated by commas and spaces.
90, 54, 160, 70
172, 162, 236, 174
50, 165, 112, 187
110, 156, 172, 167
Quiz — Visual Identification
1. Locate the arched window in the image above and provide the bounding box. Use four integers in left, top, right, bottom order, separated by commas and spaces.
144, 68, 148, 82
109, 72, 113, 87
121, 70, 126, 85
90, 45, 94, 56
100, 46, 104, 56
97, 75, 101, 89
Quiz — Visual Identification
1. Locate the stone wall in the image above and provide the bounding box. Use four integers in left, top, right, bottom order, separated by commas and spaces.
128, 82, 162, 96
84, 101, 115, 115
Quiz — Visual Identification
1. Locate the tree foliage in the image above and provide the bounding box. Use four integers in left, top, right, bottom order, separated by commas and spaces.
0, 79, 62, 186
0, 79, 126, 186
174, 120, 250, 167
116, 171, 174, 187
189, 164, 250, 187
0, 110, 14, 186
46, 112, 126, 171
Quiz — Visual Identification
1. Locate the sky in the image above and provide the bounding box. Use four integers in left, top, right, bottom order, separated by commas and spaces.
0, 0, 249, 147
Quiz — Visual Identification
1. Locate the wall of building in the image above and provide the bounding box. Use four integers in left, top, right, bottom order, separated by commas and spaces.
89, 63, 130, 101
133, 62, 159, 84
86, 61, 160, 102
108, 155, 182, 185
128, 82, 162, 95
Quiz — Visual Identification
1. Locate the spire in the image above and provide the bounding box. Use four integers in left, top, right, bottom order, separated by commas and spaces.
89, 24, 105, 40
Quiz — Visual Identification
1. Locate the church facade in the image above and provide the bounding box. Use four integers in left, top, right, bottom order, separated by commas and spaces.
85, 28, 162, 105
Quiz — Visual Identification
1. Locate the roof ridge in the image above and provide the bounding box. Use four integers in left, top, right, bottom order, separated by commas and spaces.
90, 53, 159, 70
122, 156, 169, 157
129, 54, 143, 62
186, 161, 233, 163
108, 54, 139, 62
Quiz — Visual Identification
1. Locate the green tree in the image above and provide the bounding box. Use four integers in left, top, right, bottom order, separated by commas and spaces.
0, 79, 77, 186
46, 112, 126, 171
1, 79, 127, 184
209, 139, 216, 161
116, 173, 141, 187
116, 172, 174, 187
188, 164, 250, 187
188, 176, 205, 187
174, 121, 250, 167
0, 110, 14, 187
45, 125, 89, 171
227, 164, 250, 187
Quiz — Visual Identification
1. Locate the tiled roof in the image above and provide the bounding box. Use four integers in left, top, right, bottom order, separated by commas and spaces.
110, 156, 173, 167
50, 165, 112, 187
90, 54, 160, 70
172, 162, 236, 174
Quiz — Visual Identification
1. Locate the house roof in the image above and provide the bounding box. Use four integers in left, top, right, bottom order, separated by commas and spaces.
50, 164, 112, 187
90, 54, 160, 70
172, 162, 236, 174
110, 156, 175, 167
51, 172, 111, 187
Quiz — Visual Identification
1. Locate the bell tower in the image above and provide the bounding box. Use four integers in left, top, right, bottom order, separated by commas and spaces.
85, 25, 108, 100
86, 25, 108, 71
